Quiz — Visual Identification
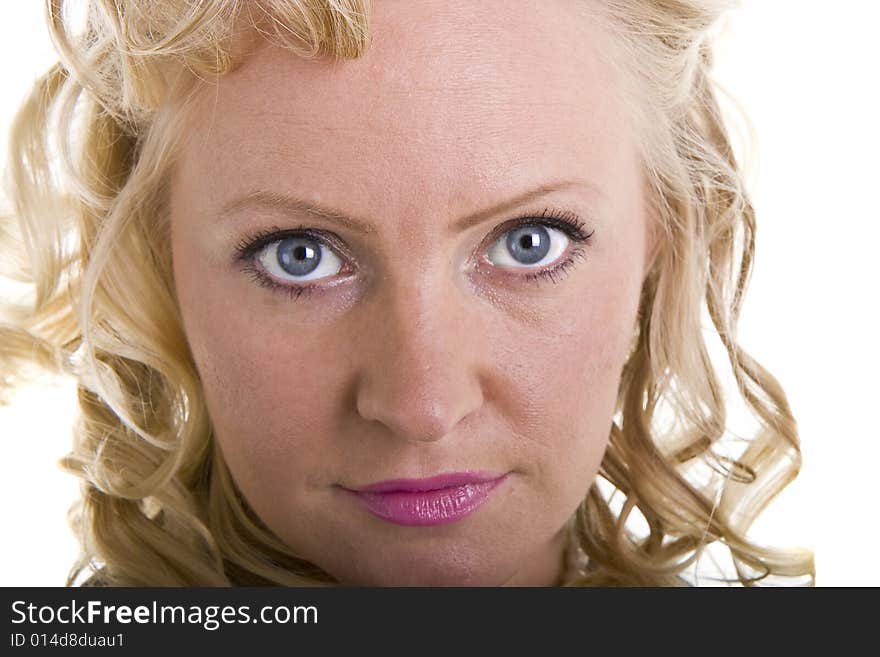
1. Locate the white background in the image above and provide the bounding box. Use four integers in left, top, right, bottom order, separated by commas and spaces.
1, 2, 877, 586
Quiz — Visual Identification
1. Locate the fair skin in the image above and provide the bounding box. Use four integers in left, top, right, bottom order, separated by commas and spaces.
170, 0, 657, 585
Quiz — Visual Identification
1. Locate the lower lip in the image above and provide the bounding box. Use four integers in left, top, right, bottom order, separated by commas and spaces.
346, 475, 508, 527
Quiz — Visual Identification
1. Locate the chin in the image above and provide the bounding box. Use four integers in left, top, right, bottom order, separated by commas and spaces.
324, 547, 513, 587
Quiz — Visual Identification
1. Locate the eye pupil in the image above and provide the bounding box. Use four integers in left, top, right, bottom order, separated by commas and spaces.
278, 237, 322, 276
506, 225, 551, 264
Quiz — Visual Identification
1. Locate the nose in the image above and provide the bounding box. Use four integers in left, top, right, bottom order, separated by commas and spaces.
354, 275, 485, 444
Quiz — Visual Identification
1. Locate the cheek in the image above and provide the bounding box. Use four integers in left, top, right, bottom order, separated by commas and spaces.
494, 262, 642, 500
181, 307, 348, 492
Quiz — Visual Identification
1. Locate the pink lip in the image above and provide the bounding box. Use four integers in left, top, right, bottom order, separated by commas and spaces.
344, 471, 508, 526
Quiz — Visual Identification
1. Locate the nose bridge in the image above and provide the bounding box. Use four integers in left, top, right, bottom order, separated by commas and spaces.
355, 269, 484, 443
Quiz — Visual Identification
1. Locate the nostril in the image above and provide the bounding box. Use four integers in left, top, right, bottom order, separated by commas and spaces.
355, 377, 482, 444
359, 401, 453, 443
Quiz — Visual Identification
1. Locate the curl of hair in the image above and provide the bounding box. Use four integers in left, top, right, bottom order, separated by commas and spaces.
0, 0, 814, 586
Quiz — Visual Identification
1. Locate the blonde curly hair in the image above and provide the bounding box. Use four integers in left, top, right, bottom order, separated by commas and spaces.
0, 0, 814, 586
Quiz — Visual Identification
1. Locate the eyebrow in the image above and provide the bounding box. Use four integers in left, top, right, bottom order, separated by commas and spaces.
216, 179, 600, 235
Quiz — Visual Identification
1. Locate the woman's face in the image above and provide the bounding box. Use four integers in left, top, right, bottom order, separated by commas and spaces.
170, 0, 655, 585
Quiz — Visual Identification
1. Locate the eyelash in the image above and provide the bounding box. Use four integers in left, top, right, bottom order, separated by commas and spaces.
233, 207, 595, 301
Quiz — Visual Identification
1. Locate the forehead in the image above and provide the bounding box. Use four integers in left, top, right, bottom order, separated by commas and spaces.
179, 0, 628, 221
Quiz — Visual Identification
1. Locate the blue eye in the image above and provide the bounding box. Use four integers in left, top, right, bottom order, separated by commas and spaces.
257, 235, 344, 282
234, 208, 595, 300
487, 223, 569, 269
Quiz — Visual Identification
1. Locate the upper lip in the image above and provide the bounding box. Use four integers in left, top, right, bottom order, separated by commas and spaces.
349, 471, 505, 494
